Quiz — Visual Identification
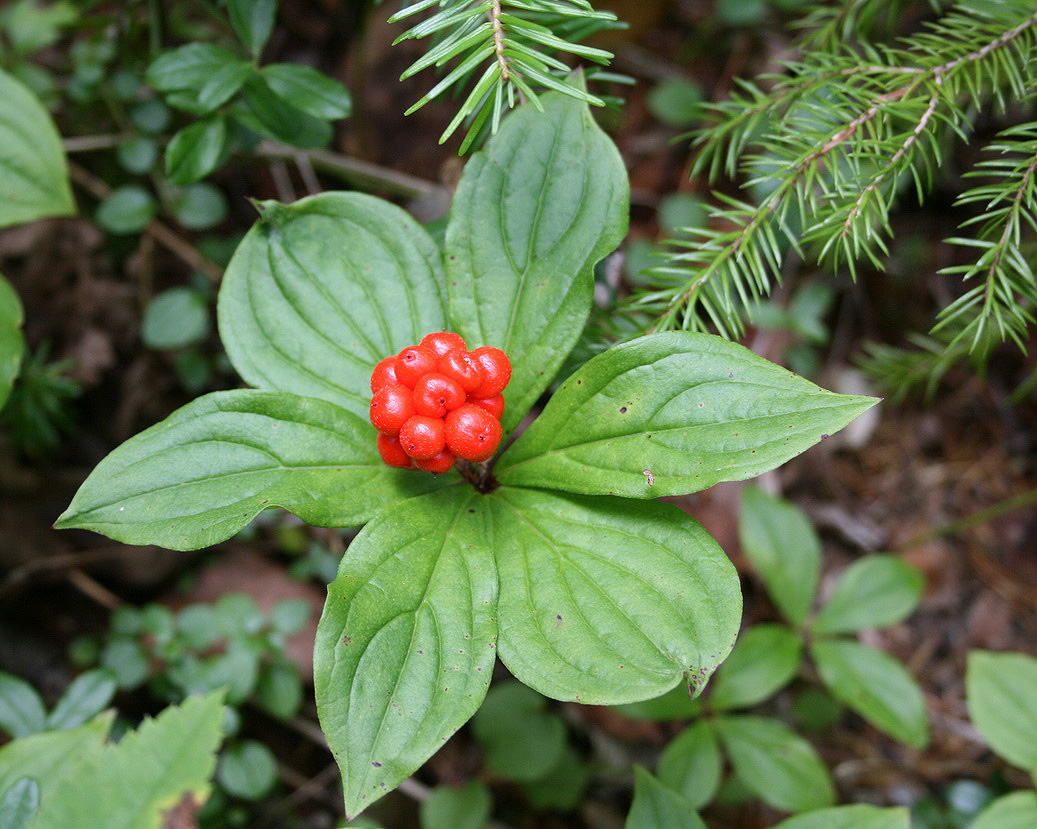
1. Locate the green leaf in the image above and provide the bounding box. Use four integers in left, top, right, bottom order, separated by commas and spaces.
445, 89, 628, 435
497, 333, 877, 500
647, 79, 704, 128
165, 115, 230, 186
46, 669, 117, 731
116, 136, 158, 174
657, 719, 722, 809
715, 715, 835, 812
254, 661, 303, 720
218, 192, 446, 420
625, 766, 707, 829
811, 639, 928, 749
0, 672, 46, 738
489, 488, 741, 705
0, 68, 75, 227
812, 554, 924, 634
270, 598, 311, 635
0, 777, 39, 829
56, 389, 447, 550
314, 489, 497, 819
708, 624, 802, 712
611, 684, 702, 721
241, 75, 332, 147
99, 637, 150, 689
95, 185, 156, 235
216, 739, 278, 800
142, 287, 210, 350
472, 682, 565, 782
31, 690, 226, 828
972, 792, 1037, 829
771, 804, 911, 829
0, 713, 112, 804
260, 63, 352, 120
738, 485, 821, 628
227, 0, 276, 56
0, 275, 25, 410
420, 780, 492, 829
967, 650, 1037, 771
521, 743, 589, 810
146, 44, 252, 111
173, 182, 228, 230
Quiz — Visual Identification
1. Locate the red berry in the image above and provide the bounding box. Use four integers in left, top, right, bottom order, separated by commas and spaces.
415, 447, 456, 474
398, 415, 446, 460
412, 372, 466, 418
370, 383, 415, 435
438, 349, 483, 394
444, 403, 502, 462
370, 356, 398, 393
377, 433, 413, 468
420, 331, 467, 357
469, 346, 511, 398
394, 345, 438, 388
470, 393, 505, 420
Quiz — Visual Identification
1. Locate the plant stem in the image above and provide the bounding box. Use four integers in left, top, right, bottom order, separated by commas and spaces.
902, 486, 1037, 548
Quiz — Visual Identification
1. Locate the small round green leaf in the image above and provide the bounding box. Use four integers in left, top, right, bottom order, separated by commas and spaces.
99, 637, 150, 689
625, 766, 707, 829
270, 598, 311, 635
95, 185, 156, 235
771, 804, 911, 829
708, 624, 802, 712
420, 780, 492, 829
967, 650, 1037, 771
116, 137, 158, 174
254, 661, 302, 720
472, 682, 566, 782
173, 183, 227, 230
141, 287, 210, 350
811, 638, 928, 748
647, 79, 704, 128
165, 116, 230, 185
216, 739, 278, 800
812, 554, 924, 634
715, 714, 835, 812
0, 672, 47, 738
46, 669, 117, 731
521, 744, 590, 811
129, 99, 171, 135
971, 791, 1037, 829
260, 63, 352, 120
657, 719, 721, 810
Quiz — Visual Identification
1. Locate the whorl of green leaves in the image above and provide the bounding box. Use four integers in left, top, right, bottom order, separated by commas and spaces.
389, 0, 620, 152
627, 0, 1037, 372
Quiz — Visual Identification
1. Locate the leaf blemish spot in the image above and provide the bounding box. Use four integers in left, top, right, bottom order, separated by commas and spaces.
821, 433, 829, 439
468, 508, 475, 513
642, 469, 655, 486
372, 761, 381, 767
619, 406, 627, 413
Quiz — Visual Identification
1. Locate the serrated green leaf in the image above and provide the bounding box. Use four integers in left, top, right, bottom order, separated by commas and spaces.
967, 650, 1037, 771
812, 554, 924, 634
625, 766, 707, 829
971, 792, 1037, 829
56, 389, 448, 550
241, 75, 332, 147
165, 116, 230, 186
226, 0, 276, 56
472, 682, 565, 782
445, 89, 628, 435
738, 485, 821, 628
0, 68, 75, 227
714, 714, 835, 813
32, 690, 225, 828
771, 804, 911, 829
489, 488, 741, 705
260, 63, 352, 120
0, 672, 45, 738
0, 275, 24, 410
420, 780, 492, 829
811, 639, 928, 748
497, 333, 877, 500
0, 777, 39, 829
218, 192, 446, 420
0, 713, 112, 804
46, 669, 117, 731
657, 719, 721, 809
708, 624, 802, 712
314, 489, 497, 820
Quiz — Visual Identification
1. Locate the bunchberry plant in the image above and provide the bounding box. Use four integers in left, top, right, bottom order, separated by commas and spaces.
57, 88, 877, 817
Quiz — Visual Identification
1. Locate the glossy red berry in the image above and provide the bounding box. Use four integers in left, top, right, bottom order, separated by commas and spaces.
415, 447, 456, 474
469, 393, 505, 420
420, 331, 467, 357
370, 356, 398, 393
469, 346, 511, 398
444, 403, 502, 462
370, 383, 415, 435
394, 344, 438, 388
398, 415, 446, 460
412, 372, 465, 418
377, 433, 413, 468
438, 349, 483, 394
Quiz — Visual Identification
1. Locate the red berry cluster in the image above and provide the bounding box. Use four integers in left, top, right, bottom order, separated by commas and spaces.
370, 332, 512, 474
